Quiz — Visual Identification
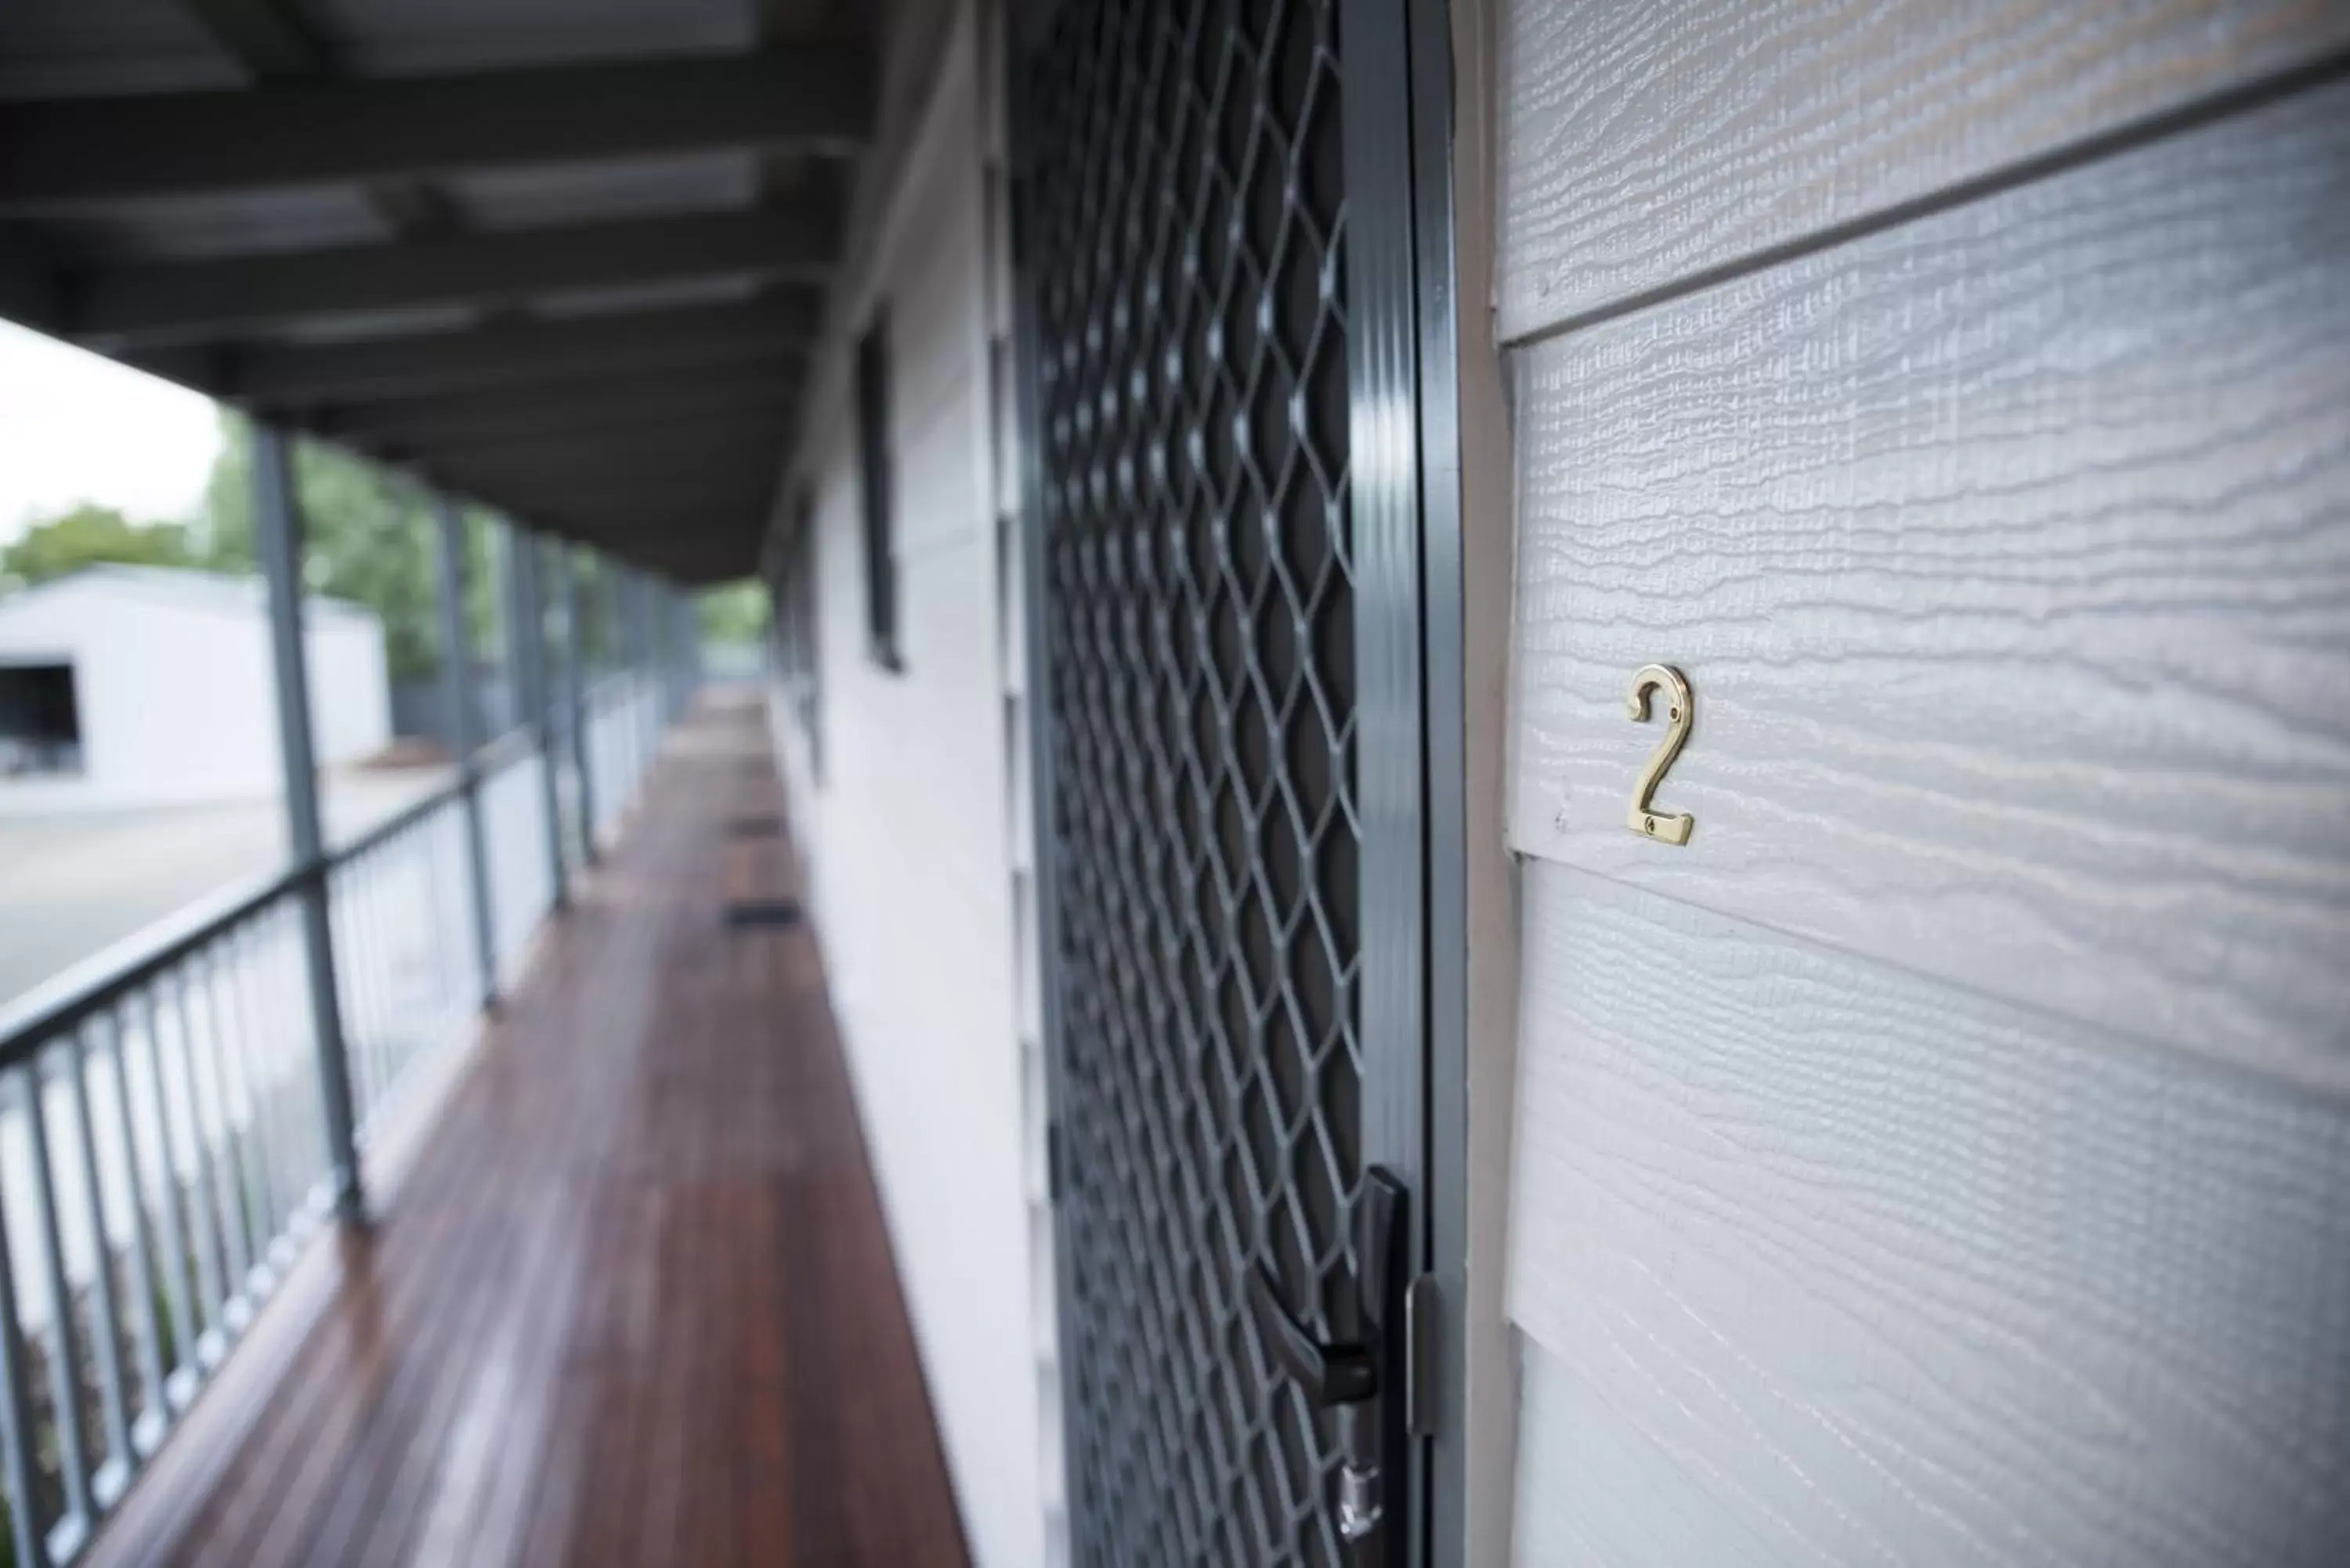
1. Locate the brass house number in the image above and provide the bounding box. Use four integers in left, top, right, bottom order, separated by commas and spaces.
1624, 664, 1695, 846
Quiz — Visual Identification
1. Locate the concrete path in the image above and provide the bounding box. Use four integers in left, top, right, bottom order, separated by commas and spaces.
0, 767, 453, 1009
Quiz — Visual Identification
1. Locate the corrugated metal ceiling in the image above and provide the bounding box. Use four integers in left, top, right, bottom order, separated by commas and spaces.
0, 0, 873, 582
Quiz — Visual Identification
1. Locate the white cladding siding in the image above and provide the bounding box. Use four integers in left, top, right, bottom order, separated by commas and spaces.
1488, 2, 2350, 1564
1495, 0, 2350, 339
768, 5, 1049, 1565
1507, 866, 2350, 1565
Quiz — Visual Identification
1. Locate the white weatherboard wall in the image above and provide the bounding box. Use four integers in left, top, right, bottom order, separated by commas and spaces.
765, 4, 1049, 1565
0, 565, 389, 811
1488, 2, 2350, 1565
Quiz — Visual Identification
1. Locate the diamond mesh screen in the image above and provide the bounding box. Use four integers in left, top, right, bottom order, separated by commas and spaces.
1023, 1, 1360, 1563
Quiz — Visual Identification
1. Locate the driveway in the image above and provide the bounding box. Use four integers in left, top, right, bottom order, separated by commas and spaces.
0, 766, 454, 1010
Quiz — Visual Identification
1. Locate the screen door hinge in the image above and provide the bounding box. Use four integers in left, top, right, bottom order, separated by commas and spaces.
1404, 1272, 1440, 1439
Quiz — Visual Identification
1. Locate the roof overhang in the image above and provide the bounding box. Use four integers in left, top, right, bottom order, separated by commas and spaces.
0, 0, 873, 583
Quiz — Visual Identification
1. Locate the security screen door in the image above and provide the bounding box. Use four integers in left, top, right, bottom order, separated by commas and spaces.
1014, 1, 1453, 1563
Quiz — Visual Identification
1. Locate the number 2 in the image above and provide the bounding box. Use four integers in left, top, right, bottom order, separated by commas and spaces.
1624, 664, 1694, 846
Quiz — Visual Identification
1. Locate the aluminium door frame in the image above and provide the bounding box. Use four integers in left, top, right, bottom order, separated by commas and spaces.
1007, 0, 1467, 1559
1343, 1, 1471, 1563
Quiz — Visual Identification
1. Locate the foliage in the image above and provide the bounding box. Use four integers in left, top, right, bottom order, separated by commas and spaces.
696, 580, 771, 645
0, 503, 193, 588
203, 414, 449, 680
9, 412, 660, 685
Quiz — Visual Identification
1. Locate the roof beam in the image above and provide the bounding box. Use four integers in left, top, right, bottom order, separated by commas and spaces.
379, 414, 789, 473
316, 367, 800, 450
176, 0, 462, 241
0, 50, 874, 211
72, 199, 841, 346
451, 465, 774, 510
181, 0, 327, 76
428, 451, 780, 506
175, 296, 815, 407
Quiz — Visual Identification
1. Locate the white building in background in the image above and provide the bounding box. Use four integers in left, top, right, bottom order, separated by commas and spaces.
0, 563, 389, 811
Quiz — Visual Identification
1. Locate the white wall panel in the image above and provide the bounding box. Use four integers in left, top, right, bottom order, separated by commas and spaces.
1507, 864, 2350, 1568
1495, 0, 2350, 338
1506, 85, 2350, 1087
897, 377, 986, 558
772, 7, 1047, 1563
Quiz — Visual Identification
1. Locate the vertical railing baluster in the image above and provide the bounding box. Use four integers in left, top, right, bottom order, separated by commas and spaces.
381, 845, 407, 1092
161, 976, 226, 1357
133, 990, 199, 1396
101, 1006, 172, 1442
63, 1022, 134, 1497
0, 1097, 54, 1568
561, 545, 596, 869
339, 864, 371, 1131
268, 909, 324, 1223
331, 866, 374, 1134
436, 810, 466, 1033
188, 955, 254, 1321
218, 923, 282, 1278
507, 526, 568, 914
418, 814, 457, 1061
360, 860, 392, 1114
262, 915, 307, 1237
20, 1057, 93, 1539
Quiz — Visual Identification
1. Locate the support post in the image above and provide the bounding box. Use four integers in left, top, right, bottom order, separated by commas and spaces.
673, 585, 702, 711
560, 545, 598, 865
654, 583, 677, 719
432, 497, 499, 1011
251, 424, 363, 1222
507, 522, 568, 912
637, 576, 657, 744
622, 569, 650, 779
664, 583, 689, 720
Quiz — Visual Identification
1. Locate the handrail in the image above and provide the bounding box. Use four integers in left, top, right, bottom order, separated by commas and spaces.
326, 776, 463, 865
472, 721, 539, 773
0, 865, 296, 1068
0, 773, 471, 1068
0, 688, 663, 1098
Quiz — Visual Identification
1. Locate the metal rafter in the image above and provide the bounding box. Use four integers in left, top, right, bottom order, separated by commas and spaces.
176, 0, 460, 242
153, 297, 817, 407
316, 368, 800, 451
74, 199, 841, 346
0, 52, 876, 209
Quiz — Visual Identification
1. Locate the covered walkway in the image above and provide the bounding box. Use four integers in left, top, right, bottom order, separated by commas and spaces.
81, 695, 968, 1568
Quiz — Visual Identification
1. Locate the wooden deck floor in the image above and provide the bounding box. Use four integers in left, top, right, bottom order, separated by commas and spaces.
85, 696, 971, 1568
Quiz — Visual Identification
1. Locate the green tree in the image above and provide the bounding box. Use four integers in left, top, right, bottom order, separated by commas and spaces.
0, 503, 191, 587
203, 414, 448, 680
696, 580, 771, 644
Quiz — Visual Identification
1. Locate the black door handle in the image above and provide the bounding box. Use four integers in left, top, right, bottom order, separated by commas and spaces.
1246, 1267, 1376, 1405
1246, 1169, 1410, 1560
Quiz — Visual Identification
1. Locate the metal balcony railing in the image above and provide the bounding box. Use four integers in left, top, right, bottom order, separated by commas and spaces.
0, 681, 673, 1566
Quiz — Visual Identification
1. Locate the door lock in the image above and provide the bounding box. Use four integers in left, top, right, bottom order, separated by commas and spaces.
1246, 1169, 1409, 1562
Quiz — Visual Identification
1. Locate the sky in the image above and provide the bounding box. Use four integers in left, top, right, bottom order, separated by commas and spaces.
0, 320, 222, 546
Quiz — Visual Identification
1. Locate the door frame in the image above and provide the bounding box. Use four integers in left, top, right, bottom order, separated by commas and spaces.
1006, 0, 1468, 1559
1340, 1, 1471, 1563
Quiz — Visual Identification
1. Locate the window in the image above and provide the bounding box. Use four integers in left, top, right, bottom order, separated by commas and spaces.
855, 313, 901, 671
770, 490, 823, 782
0, 661, 82, 776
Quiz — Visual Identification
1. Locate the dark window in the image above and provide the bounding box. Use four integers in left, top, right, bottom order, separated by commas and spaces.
855, 313, 900, 671
772, 489, 823, 782
0, 661, 82, 775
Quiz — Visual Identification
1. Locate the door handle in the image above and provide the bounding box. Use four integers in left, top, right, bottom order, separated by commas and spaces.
1246, 1268, 1375, 1405
1246, 1169, 1408, 1559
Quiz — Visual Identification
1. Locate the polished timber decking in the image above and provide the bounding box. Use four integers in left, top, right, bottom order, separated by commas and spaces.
84, 696, 970, 1568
